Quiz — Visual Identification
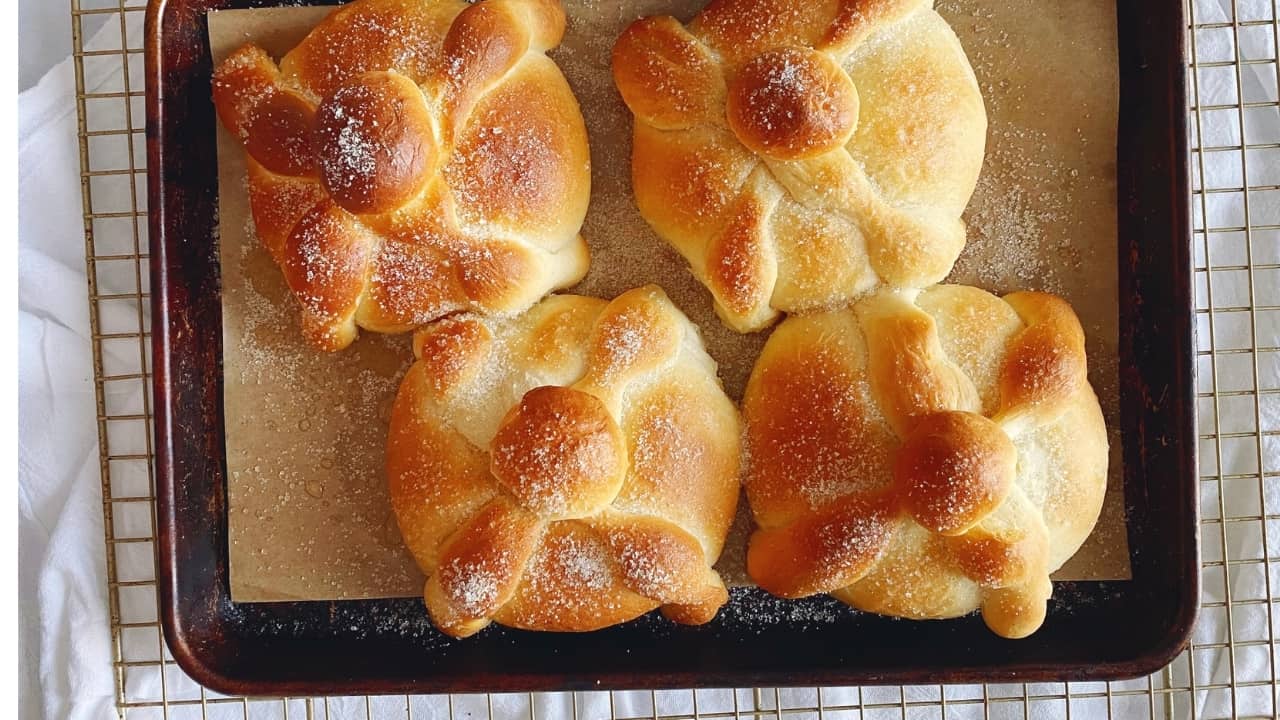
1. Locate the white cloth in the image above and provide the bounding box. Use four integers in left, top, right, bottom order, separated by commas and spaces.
15, 2, 1280, 720
19, 13, 145, 720
18, 0, 111, 92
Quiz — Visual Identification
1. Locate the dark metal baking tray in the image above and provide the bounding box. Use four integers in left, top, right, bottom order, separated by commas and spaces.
146, 0, 1198, 696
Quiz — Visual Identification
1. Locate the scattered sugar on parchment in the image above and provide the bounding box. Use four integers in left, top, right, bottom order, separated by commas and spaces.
224, 224, 419, 600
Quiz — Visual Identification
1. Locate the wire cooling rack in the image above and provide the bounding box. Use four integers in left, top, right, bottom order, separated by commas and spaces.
74, 0, 1280, 717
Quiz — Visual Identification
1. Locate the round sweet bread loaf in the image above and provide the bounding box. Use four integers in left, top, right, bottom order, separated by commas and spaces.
387, 286, 741, 637
212, 0, 591, 351
742, 285, 1108, 638
612, 0, 986, 333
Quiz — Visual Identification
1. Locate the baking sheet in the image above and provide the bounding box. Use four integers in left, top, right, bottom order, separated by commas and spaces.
212, 0, 1128, 603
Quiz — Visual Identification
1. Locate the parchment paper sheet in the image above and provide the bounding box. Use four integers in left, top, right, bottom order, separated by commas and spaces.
211, 0, 1129, 603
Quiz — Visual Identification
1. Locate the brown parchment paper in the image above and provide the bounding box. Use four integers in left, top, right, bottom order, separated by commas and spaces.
212, 0, 1129, 603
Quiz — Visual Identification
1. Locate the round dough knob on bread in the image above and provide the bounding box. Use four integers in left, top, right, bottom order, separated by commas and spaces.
489, 386, 629, 520
726, 47, 861, 160
212, 0, 591, 351
613, 0, 986, 333
742, 285, 1108, 639
387, 286, 742, 637
313, 71, 439, 216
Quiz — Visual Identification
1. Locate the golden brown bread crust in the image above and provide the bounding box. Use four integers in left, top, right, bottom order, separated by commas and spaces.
743, 285, 1107, 638
212, 0, 590, 351
387, 286, 741, 637
613, 0, 986, 332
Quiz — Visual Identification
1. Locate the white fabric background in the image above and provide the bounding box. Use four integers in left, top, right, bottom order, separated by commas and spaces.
19, 1, 110, 92
15, 2, 1280, 719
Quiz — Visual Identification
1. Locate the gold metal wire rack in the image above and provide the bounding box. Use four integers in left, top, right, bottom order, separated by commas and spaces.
73, 0, 1280, 716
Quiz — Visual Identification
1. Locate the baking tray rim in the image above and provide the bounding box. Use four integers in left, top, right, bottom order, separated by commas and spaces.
145, 0, 1199, 695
